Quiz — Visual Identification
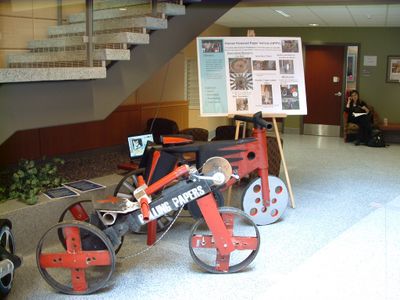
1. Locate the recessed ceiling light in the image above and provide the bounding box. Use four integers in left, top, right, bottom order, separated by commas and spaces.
309, 23, 319, 27
119, 7, 127, 11
275, 10, 290, 18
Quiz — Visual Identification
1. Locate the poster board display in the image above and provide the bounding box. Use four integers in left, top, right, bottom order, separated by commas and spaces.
63, 180, 105, 193
197, 37, 307, 116
44, 186, 79, 200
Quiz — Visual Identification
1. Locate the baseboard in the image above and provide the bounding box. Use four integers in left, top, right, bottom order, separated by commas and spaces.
284, 127, 301, 134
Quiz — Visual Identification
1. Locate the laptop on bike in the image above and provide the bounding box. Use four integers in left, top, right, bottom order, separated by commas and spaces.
127, 133, 154, 165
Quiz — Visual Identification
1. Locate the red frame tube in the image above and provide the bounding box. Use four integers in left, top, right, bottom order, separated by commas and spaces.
69, 204, 90, 222
222, 128, 270, 206
196, 193, 235, 256
140, 197, 150, 221
145, 165, 190, 196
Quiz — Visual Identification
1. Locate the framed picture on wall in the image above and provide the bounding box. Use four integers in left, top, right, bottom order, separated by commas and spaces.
386, 55, 400, 83
346, 54, 356, 82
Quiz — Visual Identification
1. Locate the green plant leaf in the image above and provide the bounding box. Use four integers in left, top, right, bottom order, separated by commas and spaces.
25, 195, 38, 205
9, 157, 65, 205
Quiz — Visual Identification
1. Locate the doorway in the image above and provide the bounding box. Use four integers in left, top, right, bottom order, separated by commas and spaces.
303, 45, 348, 136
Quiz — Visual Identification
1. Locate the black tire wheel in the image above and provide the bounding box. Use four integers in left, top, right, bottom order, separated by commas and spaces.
37, 221, 116, 295
189, 207, 260, 273
0, 225, 15, 297
113, 168, 145, 201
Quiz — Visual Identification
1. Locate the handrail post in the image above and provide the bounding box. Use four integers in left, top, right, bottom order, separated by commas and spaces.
57, 0, 63, 25
151, 0, 157, 17
85, 0, 94, 67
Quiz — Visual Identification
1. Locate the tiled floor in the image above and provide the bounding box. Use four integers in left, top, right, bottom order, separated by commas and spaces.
7, 134, 400, 300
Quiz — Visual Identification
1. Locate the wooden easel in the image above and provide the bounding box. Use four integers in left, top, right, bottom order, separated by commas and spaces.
226, 29, 296, 208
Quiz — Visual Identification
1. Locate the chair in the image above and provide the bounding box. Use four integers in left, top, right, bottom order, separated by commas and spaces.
343, 104, 380, 142
179, 128, 209, 141
212, 125, 252, 141
266, 136, 282, 177
145, 118, 179, 144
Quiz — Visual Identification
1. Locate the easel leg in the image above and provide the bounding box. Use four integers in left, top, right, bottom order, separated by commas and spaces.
234, 120, 241, 139
272, 117, 296, 208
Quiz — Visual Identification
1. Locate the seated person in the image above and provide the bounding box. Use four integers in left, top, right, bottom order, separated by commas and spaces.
344, 90, 372, 145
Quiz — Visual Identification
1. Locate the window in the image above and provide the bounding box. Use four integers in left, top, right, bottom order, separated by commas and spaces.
185, 58, 200, 108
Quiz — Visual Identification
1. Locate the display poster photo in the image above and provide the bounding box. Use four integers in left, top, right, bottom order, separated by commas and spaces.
197, 37, 307, 116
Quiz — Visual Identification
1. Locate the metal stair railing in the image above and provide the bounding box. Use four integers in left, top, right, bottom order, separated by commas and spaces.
0, 0, 186, 81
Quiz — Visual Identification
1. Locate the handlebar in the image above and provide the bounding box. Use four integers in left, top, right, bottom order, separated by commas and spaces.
233, 111, 272, 130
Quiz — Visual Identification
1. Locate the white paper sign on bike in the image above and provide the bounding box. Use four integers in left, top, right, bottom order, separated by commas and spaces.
197, 37, 307, 116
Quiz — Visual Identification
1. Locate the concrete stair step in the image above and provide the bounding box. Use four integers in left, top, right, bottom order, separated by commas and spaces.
0, 67, 106, 83
68, 2, 185, 23
7, 49, 130, 65
28, 32, 149, 51
94, 0, 149, 11
48, 16, 167, 37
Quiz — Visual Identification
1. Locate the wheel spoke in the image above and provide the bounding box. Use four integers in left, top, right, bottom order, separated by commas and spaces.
163, 215, 174, 223
40, 250, 112, 268
122, 181, 135, 192
71, 268, 87, 292
130, 175, 138, 187
64, 226, 83, 253
215, 252, 230, 272
156, 219, 165, 229
191, 235, 215, 249
116, 192, 133, 200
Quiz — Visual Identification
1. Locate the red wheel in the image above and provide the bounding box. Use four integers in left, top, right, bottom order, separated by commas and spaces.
189, 207, 260, 273
241, 176, 289, 225
37, 221, 116, 295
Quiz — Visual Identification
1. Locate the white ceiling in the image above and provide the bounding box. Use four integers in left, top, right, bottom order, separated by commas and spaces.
215, 4, 400, 27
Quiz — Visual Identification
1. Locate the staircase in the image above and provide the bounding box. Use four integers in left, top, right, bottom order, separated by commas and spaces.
0, 1, 182, 83
0, 0, 240, 144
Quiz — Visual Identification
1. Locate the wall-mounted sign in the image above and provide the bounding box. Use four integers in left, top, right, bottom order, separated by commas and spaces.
197, 37, 307, 116
363, 55, 377, 67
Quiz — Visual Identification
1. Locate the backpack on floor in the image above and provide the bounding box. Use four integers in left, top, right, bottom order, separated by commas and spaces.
367, 132, 386, 147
